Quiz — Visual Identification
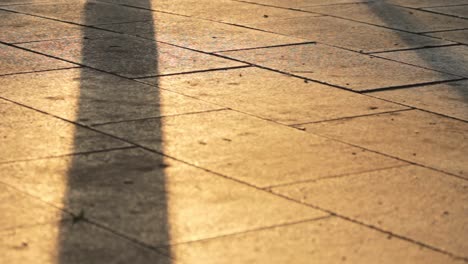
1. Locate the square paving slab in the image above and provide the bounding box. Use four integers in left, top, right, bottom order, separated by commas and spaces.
426, 29, 468, 45
302, 110, 468, 178
165, 217, 463, 264
142, 67, 407, 125
0, 100, 129, 163
303, 2, 468, 33
219, 43, 457, 91
0, 68, 222, 125
0, 184, 67, 231
272, 165, 468, 258
18, 36, 244, 78
369, 80, 468, 121
0, 10, 119, 44
375, 45, 468, 77
0, 44, 75, 76
94, 110, 405, 188
249, 15, 452, 53
98, 13, 306, 52
1, 221, 172, 264
3, 0, 155, 26
424, 5, 468, 18
0, 148, 326, 246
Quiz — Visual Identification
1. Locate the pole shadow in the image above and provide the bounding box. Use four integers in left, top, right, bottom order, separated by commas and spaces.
56, 0, 172, 262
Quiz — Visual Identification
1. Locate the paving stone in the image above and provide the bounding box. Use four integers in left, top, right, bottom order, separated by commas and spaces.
142, 67, 407, 125
0, 68, 222, 125
302, 110, 468, 178
165, 217, 463, 264
424, 5, 468, 19
0, 100, 129, 163
3, 0, 154, 26
98, 13, 306, 52
0, 44, 75, 76
0, 184, 66, 231
249, 15, 452, 53
0, 221, 172, 264
375, 45, 468, 77
370, 80, 468, 121
0, 10, 119, 44
99, 0, 313, 26
238, 0, 369, 8
387, 0, 468, 8
95, 110, 405, 187
18, 36, 244, 78
219, 43, 457, 91
426, 29, 468, 45
0, 148, 326, 246
303, 2, 468, 33
273, 165, 468, 258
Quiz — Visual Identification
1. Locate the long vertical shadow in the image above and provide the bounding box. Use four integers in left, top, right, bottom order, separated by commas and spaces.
57, 0, 171, 262
368, 1, 468, 103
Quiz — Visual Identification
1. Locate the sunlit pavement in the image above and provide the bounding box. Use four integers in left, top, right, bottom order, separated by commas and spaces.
1, 0, 467, 263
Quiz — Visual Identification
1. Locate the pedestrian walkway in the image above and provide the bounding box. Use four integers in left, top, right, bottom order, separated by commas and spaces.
1, 0, 467, 263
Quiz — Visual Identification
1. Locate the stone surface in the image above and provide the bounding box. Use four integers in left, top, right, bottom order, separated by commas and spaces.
427, 29, 468, 45
386, 0, 468, 8
375, 45, 468, 77
0, 184, 66, 231
0, 44, 75, 76
95, 110, 405, 188
273, 165, 468, 258
166, 217, 463, 264
0, 68, 222, 125
0, 10, 118, 44
219, 43, 457, 91
0, 100, 129, 163
249, 15, 452, 53
0, 221, 172, 264
98, 13, 306, 52
142, 67, 407, 124
18, 36, 244, 78
302, 110, 468, 178
424, 5, 468, 19
369, 80, 468, 121
241, 0, 369, 8
3, 0, 155, 26
303, 2, 468, 33
0, 148, 326, 246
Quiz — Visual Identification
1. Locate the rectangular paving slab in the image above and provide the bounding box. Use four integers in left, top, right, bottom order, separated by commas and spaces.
426, 29, 468, 45
385, 0, 468, 8
218, 43, 457, 91
0, 10, 119, 44
0, 148, 326, 246
0, 184, 67, 231
1, 221, 172, 264
0, 100, 129, 163
375, 45, 468, 77
18, 36, 244, 78
424, 5, 468, 18
165, 217, 463, 264
301, 110, 468, 178
272, 165, 468, 259
94, 110, 405, 188
239, 0, 369, 8
3, 0, 155, 26
0, 44, 75, 76
249, 15, 452, 53
98, 13, 306, 52
0, 68, 223, 125
142, 67, 407, 125
369, 80, 468, 121
303, 2, 468, 33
